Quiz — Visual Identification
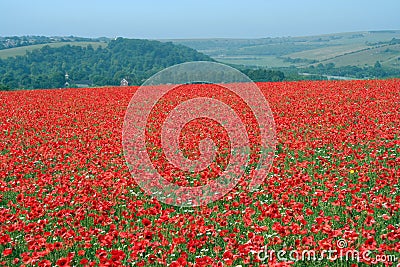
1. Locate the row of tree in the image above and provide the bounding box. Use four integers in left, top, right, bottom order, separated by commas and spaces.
241, 68, 285, 82
302, 61, 400, 79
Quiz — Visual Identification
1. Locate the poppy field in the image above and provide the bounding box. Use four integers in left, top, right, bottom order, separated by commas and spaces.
0, 79, 399, 266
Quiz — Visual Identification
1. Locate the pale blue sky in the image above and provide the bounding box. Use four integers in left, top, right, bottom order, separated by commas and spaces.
1, 0, 399, 38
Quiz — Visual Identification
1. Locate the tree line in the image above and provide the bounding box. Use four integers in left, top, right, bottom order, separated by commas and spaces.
301, 61, 400, 79
0, 38, 212, 90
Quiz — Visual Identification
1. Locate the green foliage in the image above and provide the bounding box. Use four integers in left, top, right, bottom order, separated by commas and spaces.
298, 63, 399, 79
0, 35, 104, 50
241, 68, 285, 82
174, 31, 400, 71
0, 38, 213, 89
0, 83, 11, 91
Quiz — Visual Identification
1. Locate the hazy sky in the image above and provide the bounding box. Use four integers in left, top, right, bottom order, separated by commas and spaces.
1, 0, 399, 39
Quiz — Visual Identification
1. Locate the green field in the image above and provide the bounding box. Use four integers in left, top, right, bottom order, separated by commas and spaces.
320, 43, 400, 68
213, 55, 293, 67
168, 31, 400, 69
0, 41, 107, 59
286, 43, 367, 61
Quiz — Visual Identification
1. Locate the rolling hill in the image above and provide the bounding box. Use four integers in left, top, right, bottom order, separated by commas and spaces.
0, 38, 212, 90
167, 30, 400, 69
0, 42, 107, 59
1, 31, 400, 90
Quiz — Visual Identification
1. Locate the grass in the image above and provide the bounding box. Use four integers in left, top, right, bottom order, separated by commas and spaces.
216, 43, 400, 69
0, 41, 107, 59
170, 30, 400, 68
321, 43, 400, 68
286, 43, 368, 61
214, 55, 293, 68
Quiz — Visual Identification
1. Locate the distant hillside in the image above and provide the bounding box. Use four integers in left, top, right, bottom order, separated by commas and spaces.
2, 31, 399, 90
0, 36, 108, 51
0, 38, 212, 89
0, 41, 107, 59
166, 31, 400, 70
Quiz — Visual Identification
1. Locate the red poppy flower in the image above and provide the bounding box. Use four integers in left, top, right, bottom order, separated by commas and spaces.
142, 218, 151, 227
2, 248, 12, 257
56, 257, 70, 267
